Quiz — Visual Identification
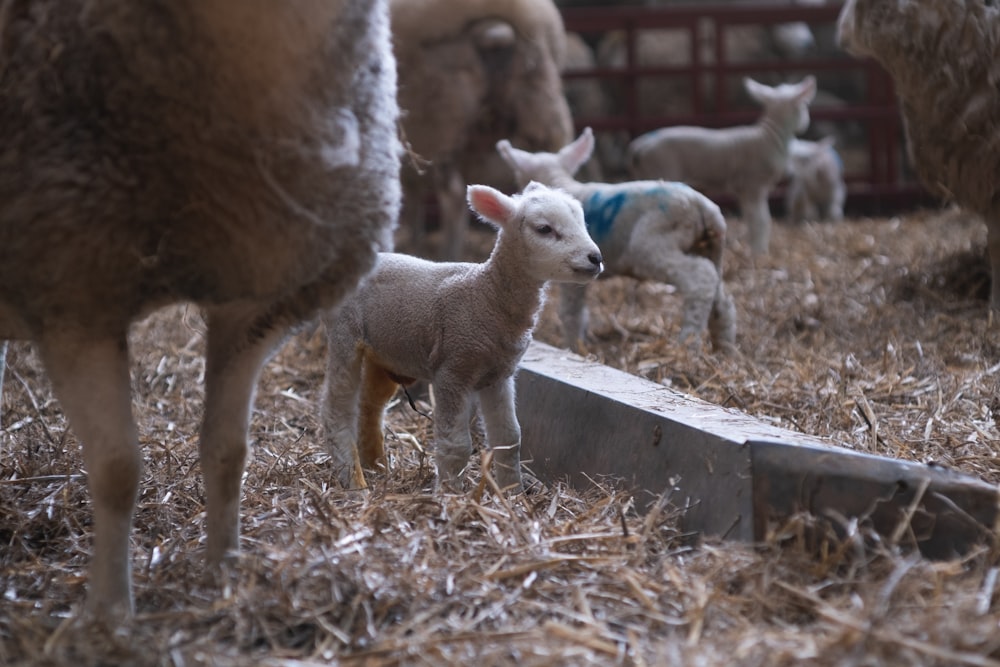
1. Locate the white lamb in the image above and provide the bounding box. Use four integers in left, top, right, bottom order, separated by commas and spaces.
497, 128, 737, 354
837, 0, 1000, 311
785, 137, 846, 224
627, 75, 818, 255
0, 0, 400, 622
321, 183, 603, 492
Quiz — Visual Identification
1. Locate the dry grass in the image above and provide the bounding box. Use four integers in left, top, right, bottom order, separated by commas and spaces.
2, 206, 1000, 666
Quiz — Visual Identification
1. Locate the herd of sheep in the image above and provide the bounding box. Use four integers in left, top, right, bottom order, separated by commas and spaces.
0, 0, 994, 629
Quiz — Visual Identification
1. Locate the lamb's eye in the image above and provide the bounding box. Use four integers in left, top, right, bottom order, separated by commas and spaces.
536, 224, 553, 235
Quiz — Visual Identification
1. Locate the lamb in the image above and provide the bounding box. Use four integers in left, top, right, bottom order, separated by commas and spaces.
627, 76, 817, 255
0, 0, 401, 623
497, 128, 737, 354
390, 0, 574, 260
785, 137, 846, 224
837, 0, 1000, 311
320, 183, 603, 492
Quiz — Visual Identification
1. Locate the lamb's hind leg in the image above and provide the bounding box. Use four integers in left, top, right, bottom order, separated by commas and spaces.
430, 382, 474, 491
627, 234, 719, 349
708, 281, 738, 353
39, 331, 140, 623
356, 352, 399, 474
321, 317, 366, 489
200, 304, 290, 569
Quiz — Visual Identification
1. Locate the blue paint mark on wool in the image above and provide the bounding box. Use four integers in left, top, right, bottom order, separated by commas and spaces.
583, 191, 626, 242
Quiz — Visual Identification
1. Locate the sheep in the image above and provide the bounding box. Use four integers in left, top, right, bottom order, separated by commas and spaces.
0, 0, 401, 623
320, 183, 603, 492
497, 128, 737, 354
785, 137, 846, 224
837, 0, 1000, 312
627, 75, 817, 255
390, 0, 574, 260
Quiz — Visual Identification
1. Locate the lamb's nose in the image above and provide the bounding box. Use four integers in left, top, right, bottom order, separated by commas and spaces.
588, 251, 603, 268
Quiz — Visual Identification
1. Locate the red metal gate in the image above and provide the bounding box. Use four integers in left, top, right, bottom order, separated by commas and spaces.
560, 3, 933, 216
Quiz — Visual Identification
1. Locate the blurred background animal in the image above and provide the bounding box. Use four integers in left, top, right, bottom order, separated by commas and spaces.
391, 0, 574, 260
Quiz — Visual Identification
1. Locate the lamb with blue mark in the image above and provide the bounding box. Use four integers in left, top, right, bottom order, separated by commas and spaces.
497, 127, 737, 353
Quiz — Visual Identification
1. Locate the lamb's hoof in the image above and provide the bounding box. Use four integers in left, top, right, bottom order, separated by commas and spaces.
334, 459, 369, 491
435, 471, 467, 494
493, 468, 524, 494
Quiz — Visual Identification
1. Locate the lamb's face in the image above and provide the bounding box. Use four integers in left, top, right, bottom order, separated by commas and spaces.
496, 140, 562, 189
518, 188, 603, 285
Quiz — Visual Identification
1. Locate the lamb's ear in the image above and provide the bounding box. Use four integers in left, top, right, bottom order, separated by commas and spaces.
743, 77, 772, 104
468, 184, 516, 228
557, 127, 595, 175
496, 139, 527, 169
796, 75, 817, 104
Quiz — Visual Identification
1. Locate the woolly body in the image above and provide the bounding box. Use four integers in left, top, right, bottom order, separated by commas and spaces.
627, 76, 817, 254
0, 0, 401, 621
322, 183, 602, 491
838, 0, 1000, 309
498, 128, 737, 353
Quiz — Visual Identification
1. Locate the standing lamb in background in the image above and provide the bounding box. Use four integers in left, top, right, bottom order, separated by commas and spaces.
785, 137, 846, 224
321, 183, 603, 492
390, 0, 573, 260
0, 0, 400, 623
497, 128, 737, 354
837, 0, 1000, 312
627, 76, 817, 255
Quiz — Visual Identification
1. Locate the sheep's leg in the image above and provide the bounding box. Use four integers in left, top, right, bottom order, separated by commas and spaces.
436, 164, 468, 261
200, 305, 288, 567
39, 332, 139, 622
558, 282, 590, 352
321, 321, 367, 489
739, 188, 773, 254
988, 217, 1000, 313
356, 354, 398, 473
430, 383, 474, 491
476, 378, 522, 492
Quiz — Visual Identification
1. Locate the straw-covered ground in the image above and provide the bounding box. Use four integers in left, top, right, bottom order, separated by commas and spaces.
2, 207, 1000, 666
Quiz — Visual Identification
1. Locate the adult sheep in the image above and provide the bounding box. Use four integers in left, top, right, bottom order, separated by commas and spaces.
0, 0, 400, 623
391, 0, 574, 260
837, 0, 1000, 311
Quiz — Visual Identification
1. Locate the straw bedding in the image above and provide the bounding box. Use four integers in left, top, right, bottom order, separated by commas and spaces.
2, 207, 999, 666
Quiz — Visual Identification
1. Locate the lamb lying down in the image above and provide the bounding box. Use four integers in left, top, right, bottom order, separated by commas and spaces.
321, 183, 603, 491
497, 128, 737, 354
785, 137, 845, 224
627, 76, 817, 255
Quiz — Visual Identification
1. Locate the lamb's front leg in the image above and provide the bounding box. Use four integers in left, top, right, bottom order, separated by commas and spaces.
430, 382, 474, 491
200, 304, 289, 568
477, 378, 523, 492
738, 187, 774, 255
39, 332, 140, 623
558, 282, 590, 352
